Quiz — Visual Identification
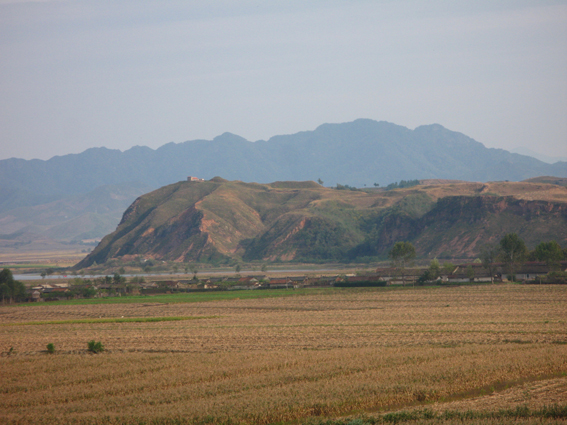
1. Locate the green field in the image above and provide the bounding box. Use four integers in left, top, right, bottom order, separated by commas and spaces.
17, 287, 345, 306
1, 316, 217, 326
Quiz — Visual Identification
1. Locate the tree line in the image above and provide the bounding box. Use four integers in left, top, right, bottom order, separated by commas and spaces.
389, 234, 566, 285
385, 179, 420, 190
0, 269, 26, 304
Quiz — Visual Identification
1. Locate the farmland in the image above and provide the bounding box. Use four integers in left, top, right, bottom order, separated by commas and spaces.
1, 284, 566, 424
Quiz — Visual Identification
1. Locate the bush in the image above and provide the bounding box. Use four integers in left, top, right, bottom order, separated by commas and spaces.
82, 286, 97, 298
385, 179, 420, 190
46, 343, 55, 354
545, 271, 567, 284
87, 340, 104, 353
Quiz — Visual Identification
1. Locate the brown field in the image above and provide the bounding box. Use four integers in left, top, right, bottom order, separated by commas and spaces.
0, 248, 88, 268
1, 284, 566, 424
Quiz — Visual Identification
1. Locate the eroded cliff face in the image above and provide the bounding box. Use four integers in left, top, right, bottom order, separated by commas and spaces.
76, 179, 567, 267
373, 196, 567, 258
76, 180, 330, 267
75, 181, 221, 267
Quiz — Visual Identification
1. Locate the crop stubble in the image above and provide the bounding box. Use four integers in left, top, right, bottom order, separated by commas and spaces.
0, 285, 566, 424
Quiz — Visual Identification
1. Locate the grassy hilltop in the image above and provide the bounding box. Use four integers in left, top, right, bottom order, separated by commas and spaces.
76, 178, 567, 267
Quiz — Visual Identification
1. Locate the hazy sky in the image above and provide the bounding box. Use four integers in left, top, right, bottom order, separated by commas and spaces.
1, 0, 566, 161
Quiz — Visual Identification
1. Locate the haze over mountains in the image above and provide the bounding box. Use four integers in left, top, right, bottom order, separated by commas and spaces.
1, 119, 566, 247
510, 147, 567, 164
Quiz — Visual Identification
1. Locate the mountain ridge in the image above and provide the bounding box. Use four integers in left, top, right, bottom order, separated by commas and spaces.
2, 119, 565, 207
2, 119, 566, 246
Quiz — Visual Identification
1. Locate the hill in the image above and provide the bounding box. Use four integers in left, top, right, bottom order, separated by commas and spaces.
75, 178, 567, 267
523, 176, 567, 187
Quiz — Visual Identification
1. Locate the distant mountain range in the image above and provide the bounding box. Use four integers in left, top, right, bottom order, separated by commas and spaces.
1, 119, 566, 245
510, 147, 567, 164
76, 178, 567, 268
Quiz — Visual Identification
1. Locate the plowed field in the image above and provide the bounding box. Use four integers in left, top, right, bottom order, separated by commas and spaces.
1, 284, 566, 424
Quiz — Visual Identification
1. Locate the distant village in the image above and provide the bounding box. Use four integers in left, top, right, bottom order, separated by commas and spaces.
27, 260, 567, 302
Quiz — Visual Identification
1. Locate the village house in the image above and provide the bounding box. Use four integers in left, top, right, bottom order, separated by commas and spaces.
230, 276, 262, 290
303, 277, 321, 287
266, 278, 292, 289
385, 272, 421, 286
288, 276, 307, 288
187, 176, 205, 182
323, 276, 341, 286
344, 275, 384, 284
447, 264, 494, 283
514, 262, 559, 281
374, 267, 398, 282
202, 277, 223, 285
140, 281, 158, 290
157, 280, 183, 290
305, 276, 338, 287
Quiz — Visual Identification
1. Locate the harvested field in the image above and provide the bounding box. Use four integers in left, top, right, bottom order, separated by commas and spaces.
0, 284, 566, 424
403, 375, 567, 413
0, 248, 87, 267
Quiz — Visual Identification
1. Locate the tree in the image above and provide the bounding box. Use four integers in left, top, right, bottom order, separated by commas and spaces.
533, 241, 563, 271
0, 268, 27, 304
235, 264, 241, 273
480, 245, 499, 284
389, 242, 416, 286
429, 258, 440, 280
113, 273, 126, 285
499, 233, 528, 281
87, 340, 104, 353
466, 265, 475, 282
190, 265, 198, 280
442, 262, 456, 276
417, 258, 440, 285
317, 178, 324, 185
261, 264, 268, 273
82, 286, 97, 298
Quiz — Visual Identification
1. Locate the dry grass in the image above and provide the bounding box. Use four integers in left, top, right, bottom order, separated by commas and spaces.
0, 248, 87, 266
0, 284, 566, 424
402, 375, 567, 413
413, 181, 567, 203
